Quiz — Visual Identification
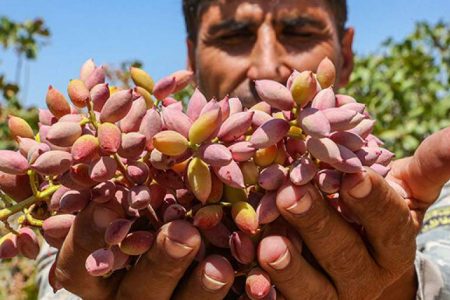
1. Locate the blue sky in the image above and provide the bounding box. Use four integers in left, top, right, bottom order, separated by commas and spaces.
1, 0, 449, 107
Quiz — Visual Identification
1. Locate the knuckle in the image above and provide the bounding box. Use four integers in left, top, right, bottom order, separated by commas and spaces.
378, 214, 417, 274
364, 191, 391, 220
385, 249, 416, 277
278, 267, 337, 300
339, 289, 378, 300
276, 256, 303, 284
144, 246, 192, 277
269, 248, 337, 300
303, 289, 336, 300
319, 288, 338, 300
338, 274, 384, 300
54, 264, 73, 288
381, 215, 415, 249
300, 206, 333, 238
324, 236, 366, 279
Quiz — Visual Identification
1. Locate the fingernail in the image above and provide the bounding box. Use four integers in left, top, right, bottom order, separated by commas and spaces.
201, 256, 232, 291
164, 236, 193, 259
259, 236, 291, 270
349, 173, 372, 198
202, 272, 227, 291
286, 192, 312, 215
268, 247, 291, 270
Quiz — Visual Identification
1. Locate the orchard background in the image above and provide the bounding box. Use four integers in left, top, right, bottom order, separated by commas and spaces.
0, 3, 449, 299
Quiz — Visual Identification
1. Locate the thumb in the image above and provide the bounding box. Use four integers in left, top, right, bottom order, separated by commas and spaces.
56, 198, 125, 299
390, 126, 450, 205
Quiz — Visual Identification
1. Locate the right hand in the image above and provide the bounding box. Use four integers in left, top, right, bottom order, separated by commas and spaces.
54, 199, 235, 300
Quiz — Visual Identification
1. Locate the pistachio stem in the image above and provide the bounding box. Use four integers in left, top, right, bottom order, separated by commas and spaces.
27, 170, 40, 197
24, 209, 44, 227
79, 117, 90, 126
2, 219, 19, 235
146, 205, 162, 230
86, 97, 99, 129
0, 192, 16, 206
113, 154, 133, 188
291, 107, 298, 119
0, 184, 60, 222
188, 141, 199, 151
140, 151, 151, 164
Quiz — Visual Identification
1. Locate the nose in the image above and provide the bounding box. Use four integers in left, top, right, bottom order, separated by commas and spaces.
247, 23, 291, 83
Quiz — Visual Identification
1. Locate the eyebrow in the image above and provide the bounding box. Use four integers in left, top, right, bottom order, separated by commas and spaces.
207, 15, 327, 36
279, 16, 327, 30
207, 19, 254, 36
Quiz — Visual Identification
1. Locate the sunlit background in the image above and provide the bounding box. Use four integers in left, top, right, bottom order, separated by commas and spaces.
0, 1, 449, 299
1, 0, 449, 107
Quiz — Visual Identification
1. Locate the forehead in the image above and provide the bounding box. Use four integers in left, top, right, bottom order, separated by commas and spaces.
199, 0, 334, 26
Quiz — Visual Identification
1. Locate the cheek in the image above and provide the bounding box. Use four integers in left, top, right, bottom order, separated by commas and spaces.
197, 47, 250, 99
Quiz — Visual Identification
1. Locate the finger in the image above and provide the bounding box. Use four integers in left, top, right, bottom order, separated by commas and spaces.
55, 199, 125, 299
174, 255, 234, 300
261, 217, 303, 253
276, 183, 377, 288
390, 126, 450, 204
258, 235, 336, 300
276, 293, 286, 300
340, 168, 417, 274
117, 220, 201, 300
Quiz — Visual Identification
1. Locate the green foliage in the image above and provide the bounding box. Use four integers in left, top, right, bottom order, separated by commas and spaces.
0, 16, 50, 103
0, 18, 49, 295
0, 17, 49, 150
174, 84, 195, 110
342, 21, 450, 157
104, 60, 143, 88
0, 17, 50, 59
0, 107, 39, 150
104, 61, 194, 109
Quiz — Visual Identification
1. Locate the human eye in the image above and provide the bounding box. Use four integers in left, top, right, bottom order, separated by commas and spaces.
217, 29, 254, 44
204, 19, 256, 46
282, 27, 319, 40
279, 17, 329, 44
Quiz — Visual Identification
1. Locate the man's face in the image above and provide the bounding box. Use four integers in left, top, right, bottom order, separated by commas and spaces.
188, 0, 354, 107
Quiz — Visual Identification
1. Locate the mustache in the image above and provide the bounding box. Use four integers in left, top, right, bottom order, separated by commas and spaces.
228, 79, 262, 108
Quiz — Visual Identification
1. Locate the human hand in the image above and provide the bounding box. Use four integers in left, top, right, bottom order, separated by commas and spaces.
257, 127, 450, 299
54, 199, 234, 300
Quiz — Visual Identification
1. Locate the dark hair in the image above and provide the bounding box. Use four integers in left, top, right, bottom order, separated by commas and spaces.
182, 0, 348, 42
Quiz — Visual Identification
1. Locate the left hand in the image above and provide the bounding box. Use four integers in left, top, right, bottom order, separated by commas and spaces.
257, 127, 450, 300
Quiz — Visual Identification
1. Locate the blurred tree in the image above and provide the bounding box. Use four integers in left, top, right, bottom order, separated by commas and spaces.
342, 21, 450, 157
104, 59, 143, 88
104, 60, 194, 108
173, 84, 195, 109
0, 16, 50, 150
0, 16, 50, 300
0, 16, 447, 300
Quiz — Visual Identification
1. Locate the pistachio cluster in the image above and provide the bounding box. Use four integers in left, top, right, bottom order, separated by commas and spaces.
0, 57, 393, 299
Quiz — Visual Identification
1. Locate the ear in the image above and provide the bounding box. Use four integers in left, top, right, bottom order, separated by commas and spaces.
186, 38, 197, 84
337, 27, 355, 88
